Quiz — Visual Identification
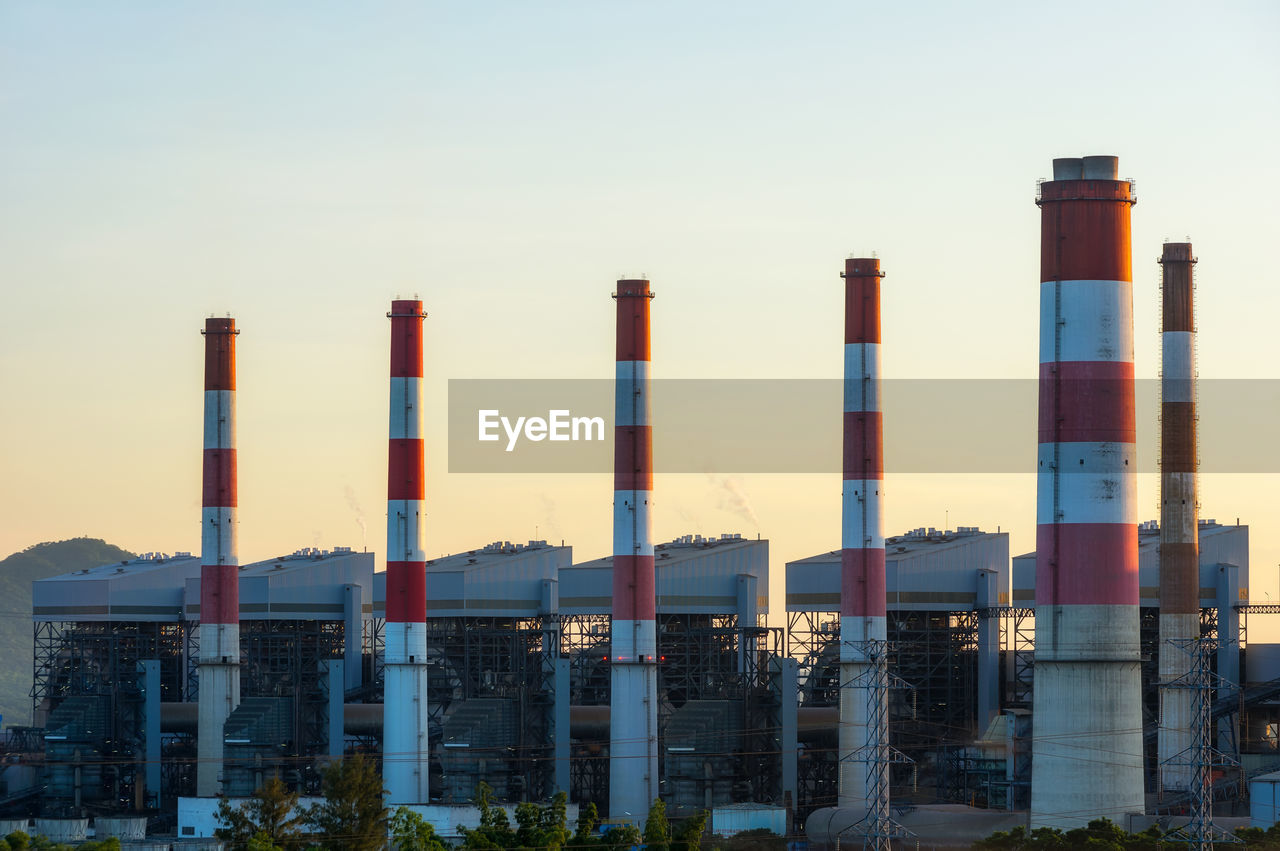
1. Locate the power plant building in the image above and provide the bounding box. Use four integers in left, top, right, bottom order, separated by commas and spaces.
6, 162, 1273, 840
30, 547, 374, 817
786, 526, 1010, 817
1011, 519, 1249, 734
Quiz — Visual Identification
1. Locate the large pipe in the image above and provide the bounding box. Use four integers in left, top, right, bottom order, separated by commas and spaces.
165, 703, 394, 737
383, 299, 431, 805
164, 701, 835, 741
838, 257, 887, 811
1031, 156, 1142, 827
1158, 242, 1199, 791
610, 278, 658, 824
196, 316, 241, 797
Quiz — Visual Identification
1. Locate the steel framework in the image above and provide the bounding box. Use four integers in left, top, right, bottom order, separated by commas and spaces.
31, 620, 192, 812
1161, 637, 1241, 848
425, 616, 558, 802
562, 613, 611, 811
563, 613, 784, 814
33, 621, 191, 723
788, 609, 980, 814
233, 619, 347, 794
994, 607, 1035, 709
788, 612, 839, 815
367, 615, 558, 802
839, 639, 911, 851
887, 610, 977, 755
660, 614, 783, 815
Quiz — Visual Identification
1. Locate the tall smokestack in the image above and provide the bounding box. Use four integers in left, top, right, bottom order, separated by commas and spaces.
196, 317, 241, 797
1031, 156, 1143, 827
384, 299, 431, 805
610, 278, 658, 823
838, 258, 887, 811
1158, 242, 1198, 791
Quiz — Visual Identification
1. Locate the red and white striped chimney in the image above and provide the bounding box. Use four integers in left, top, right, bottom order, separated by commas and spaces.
196, 316, 241, 797
838, 258, 887, 809
1158, 242, 1199, 791
610, 278, 658, 822
384, 299, 431, 805
1031, 156, 1143, 827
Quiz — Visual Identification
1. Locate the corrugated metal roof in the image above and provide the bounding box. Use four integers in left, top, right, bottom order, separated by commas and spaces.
373, 542, 573, 617
561, 535, 768, 616
32, 547, 375, 623
369, 538, 767, 617
33, 554, 201, 622
1011, 521, 1249, 605
785, 529, 1010, 612
186, 550, 374, 621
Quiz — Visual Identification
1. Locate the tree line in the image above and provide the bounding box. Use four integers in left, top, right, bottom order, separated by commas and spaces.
215, 757, 724, 851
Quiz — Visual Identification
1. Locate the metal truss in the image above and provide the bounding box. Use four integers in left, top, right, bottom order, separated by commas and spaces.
563, 613, 785, 815
31, 620, 192, 811
423, 615, 557, 802
996, 607, 1035, 709
789, 609, 987, 814
887, 610, 977, 757
787, 611, 839, 816
238, 619, 346, 793
839, 639, 913, 851
1160, 637, 1241, 849
561, 613, 612, 811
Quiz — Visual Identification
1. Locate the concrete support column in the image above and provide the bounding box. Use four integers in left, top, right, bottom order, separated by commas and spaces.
976, 569, 1000, 735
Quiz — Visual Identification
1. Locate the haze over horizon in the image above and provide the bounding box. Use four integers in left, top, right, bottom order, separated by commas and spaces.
2, 2, 1277, 619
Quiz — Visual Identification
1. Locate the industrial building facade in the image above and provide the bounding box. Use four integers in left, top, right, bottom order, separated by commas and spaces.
16, 535, 795, 831
787, 527, 1009, 815
12, 521, 1266, 835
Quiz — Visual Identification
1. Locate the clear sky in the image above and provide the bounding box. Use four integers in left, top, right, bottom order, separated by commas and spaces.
1, 3, 1278, 615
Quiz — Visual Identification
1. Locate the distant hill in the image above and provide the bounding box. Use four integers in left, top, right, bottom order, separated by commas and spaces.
0, 538, 135, 729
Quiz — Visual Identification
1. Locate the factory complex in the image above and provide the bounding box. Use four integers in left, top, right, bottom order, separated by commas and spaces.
3, 155, 1276, 849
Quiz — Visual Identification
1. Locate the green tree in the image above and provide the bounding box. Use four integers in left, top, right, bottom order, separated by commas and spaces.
974, 819, 1165, 850
509, 791, 571, 851
78, 840, 122, 851
643, 800, 671, 851
599, 823, 641, 851
457, 782, 516, 850
707, 828, 786, 851
245, 833, 285, 851
24, 838, 73, 851
515, 802, 542, 849
302, 754, 388, 851
1236, 825, 1280, 848
390, 807, 449, 851
671, 810, 708, 851
4, 833, 29, 851
539, 791, 573, 851
215, 776, 307, 851
566, 802, 600, 848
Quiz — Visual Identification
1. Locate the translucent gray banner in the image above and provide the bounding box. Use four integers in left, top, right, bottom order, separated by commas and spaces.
446, 379, 1280, 473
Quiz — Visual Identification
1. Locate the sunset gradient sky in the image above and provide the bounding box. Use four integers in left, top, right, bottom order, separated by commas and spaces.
2, 2, 1278, 615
